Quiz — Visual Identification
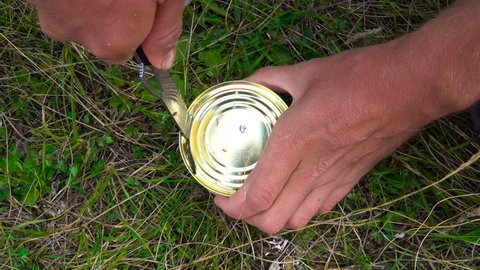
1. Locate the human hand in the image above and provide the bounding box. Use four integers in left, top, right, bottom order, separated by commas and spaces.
29, 0, 185, 68
214, 42, 443, 234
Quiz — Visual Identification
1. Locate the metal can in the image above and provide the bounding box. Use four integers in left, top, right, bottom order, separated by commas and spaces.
179, 81, 288, 196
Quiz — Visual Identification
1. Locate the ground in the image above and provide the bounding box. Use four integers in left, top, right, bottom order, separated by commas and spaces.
1, 0, 479, 269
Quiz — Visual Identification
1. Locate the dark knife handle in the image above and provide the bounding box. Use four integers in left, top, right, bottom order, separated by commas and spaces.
135, 47, 151, 66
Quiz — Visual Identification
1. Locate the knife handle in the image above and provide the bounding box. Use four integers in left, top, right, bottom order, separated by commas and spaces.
135, 47, 151, 66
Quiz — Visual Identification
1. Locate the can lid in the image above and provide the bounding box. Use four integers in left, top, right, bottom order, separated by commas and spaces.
180, 81, 288, 196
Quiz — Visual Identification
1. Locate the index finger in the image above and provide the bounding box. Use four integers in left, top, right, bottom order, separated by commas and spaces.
214, 106, 302, 219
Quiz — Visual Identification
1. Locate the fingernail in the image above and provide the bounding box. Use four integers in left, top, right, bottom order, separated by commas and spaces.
160, 49, 176, 69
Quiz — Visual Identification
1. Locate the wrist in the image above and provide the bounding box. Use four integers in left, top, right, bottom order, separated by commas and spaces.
393, 0, 480, 122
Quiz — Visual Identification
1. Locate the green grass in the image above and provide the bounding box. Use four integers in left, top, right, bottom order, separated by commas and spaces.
1, 0, 479, 269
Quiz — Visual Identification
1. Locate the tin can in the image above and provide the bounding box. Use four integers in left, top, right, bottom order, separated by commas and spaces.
179, 81, 288, 196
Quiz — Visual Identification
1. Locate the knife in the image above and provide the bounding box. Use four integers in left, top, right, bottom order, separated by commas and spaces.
134, 47, 191, 139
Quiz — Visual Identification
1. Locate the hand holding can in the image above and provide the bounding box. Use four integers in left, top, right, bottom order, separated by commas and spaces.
214, 16, 480, 234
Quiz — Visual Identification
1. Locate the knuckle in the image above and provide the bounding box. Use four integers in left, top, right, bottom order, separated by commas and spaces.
269, 129, 304, 159
278, 130, 303, 150
257, 220, 284, 235
287, 216, 310, 229
318, 203, 335, 214
246, 186, 276, 212
222, 209, 241, 220
162, 25, 182, 44
310, 166, 326, 179
309, 154, 338, 179
146, 24, 182, 48
39, 23, 68, 42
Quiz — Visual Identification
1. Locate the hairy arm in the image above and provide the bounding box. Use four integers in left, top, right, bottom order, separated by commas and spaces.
400, 0, 480, 114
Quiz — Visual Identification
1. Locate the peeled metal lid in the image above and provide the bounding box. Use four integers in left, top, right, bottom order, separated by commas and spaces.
179, 81, 288, 196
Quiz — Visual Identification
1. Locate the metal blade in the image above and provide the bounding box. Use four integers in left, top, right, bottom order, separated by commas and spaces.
151, 68, 191, 138
134, 51, 191, 138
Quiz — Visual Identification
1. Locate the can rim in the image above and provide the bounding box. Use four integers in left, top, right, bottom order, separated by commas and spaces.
179, 80, 288, 196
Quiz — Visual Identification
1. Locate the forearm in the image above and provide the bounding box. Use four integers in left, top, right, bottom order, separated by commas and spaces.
398, 0, 480, 118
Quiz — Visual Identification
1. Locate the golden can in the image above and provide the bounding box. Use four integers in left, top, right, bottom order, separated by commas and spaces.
179, 81, 288, 196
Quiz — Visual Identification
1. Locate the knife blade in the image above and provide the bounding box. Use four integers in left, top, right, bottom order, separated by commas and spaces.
135, 48, 191, 138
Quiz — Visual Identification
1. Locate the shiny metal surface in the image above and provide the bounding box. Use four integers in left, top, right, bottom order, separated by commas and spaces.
151, 69, 191, 137
135, 52, 191, 138
180, 81, 288, 196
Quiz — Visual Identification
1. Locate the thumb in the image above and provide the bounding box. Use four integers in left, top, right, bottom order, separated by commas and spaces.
245, 64, 311, 100
142, 0, 185, 69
